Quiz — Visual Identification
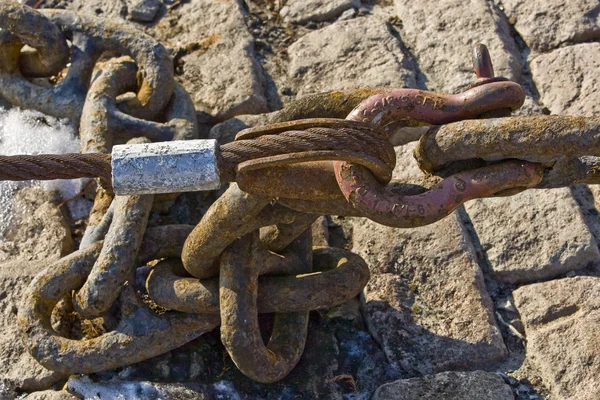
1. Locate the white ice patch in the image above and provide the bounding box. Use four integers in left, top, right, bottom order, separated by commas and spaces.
213, 381, 242, 400
0, 107, 90, 237
67, 377, 166, 400
66, 377, 243, 400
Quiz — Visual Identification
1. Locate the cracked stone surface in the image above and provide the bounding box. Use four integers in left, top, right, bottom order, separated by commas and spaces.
0, 265, 67, 392
394, 0, 521, 92
281, 0, 361, 23
514, 277, 600, 400
23, 390, 78, 400
499, 0, 600, 53
464, 188, 600, 284
288, 16, 416, 97
374, 370, 515, 400
128, 0, 160, 22
352, 144, 507, 376
531, 42, 600, 115
147, 0, 268, 121
53, 0, 128, 19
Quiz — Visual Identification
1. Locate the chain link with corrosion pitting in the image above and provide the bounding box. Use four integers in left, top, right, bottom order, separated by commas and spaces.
1, 1, 598, 384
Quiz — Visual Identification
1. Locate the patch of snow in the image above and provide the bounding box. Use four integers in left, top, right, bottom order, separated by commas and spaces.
0, 380, 16, 399
66, 377, 243, 400
213, 381, 242, 400
67, 377, 165, 400
0, 107, 92, 237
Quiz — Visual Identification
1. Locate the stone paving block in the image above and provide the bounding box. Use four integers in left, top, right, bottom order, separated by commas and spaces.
394, 0, 521, 93
500, 0, 600, 53
128, 0, 161, 22
572, 184, 600, 247
373, 370, 514, 400
531, 42, 600, 116
513, 277, 600, 400
280, 0, 360, 24
209, 114, 270, 145
0, 187, 73, 264
59, 0, 128, 20
288, 16, 416, 97
0, 188, 73, 392
148, 0, 268, 120
352, 143, 507, 376
464, 188, 599, 284
0, 269, 67, 393
24, 390, 78, 400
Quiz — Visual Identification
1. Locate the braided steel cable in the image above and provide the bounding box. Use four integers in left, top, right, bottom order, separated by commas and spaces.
221, 127, 394, 167
219, 126, 395, 181
0, 153, 112, 183
0, 124, 395, 189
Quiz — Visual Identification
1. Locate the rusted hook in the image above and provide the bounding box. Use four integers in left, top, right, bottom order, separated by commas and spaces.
333, 43, 543, 227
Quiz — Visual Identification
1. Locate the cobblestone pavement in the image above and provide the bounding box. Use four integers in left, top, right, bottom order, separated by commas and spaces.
2, 0, 600, 399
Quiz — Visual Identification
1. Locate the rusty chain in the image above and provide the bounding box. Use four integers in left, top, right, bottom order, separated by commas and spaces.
1, 0, 599, 385
0, 1, 379, 384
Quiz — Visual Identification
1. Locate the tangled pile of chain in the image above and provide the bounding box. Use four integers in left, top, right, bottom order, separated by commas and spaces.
2, 2, 600, 384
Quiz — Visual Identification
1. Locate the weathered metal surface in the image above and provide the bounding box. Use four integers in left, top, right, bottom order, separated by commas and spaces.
147, 247, 369, 315
328, 43, 541, 228
219, 118, 394, 184
175, 178, 372, 382
71, 42, 199, 321
472, 42, 495, 80
78, 54, 198, 251
79, 199, 114, 249
236, 160, 344, 200
538, 156, 600, 188
345, 81, 523, 128
416, 116, 600, 169
182, 183, 271, 279
2, 2, 225, 380
0, 2, 69, 77
80, 188, 115, 249
72, 136, 154, 319
0, 153, 111, 182
80, 57, 197, 155
111, 140, 221, 195
220, 230, 311, 383
335, 160, 543, 227
17, 229, 220, 375
415, 115, 600, 188
44, 9, 174, 120
73, 193, 153, 319
0, 5, 174, 123
269, 88, 389, 122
